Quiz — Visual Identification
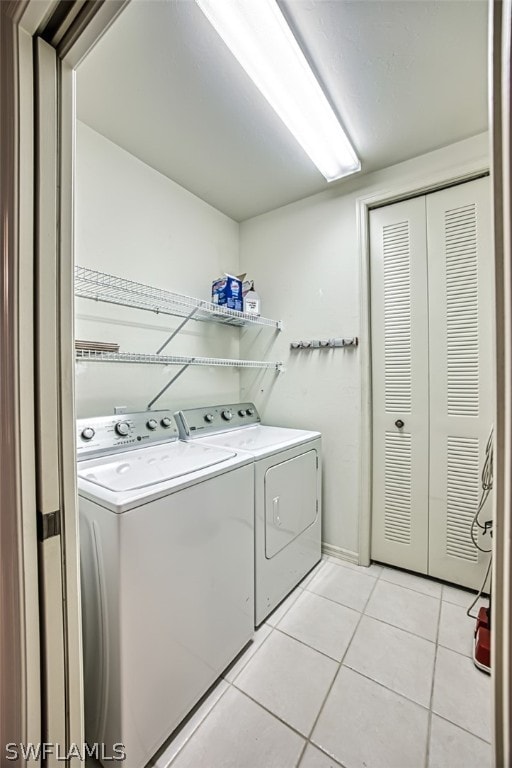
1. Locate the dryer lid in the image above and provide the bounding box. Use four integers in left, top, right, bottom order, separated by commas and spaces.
77, 441, 236, 492
195, 425, 320, 456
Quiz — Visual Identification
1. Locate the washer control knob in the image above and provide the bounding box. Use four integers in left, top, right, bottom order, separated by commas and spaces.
247, 408, 255, 416
115, 421, 130, 436
147, 419, 158, 430
81, 427, 95, 441
204, 413, 215, 423
161, 416, 173, 428
221, 409, 233, 421
238, 409, 247, 417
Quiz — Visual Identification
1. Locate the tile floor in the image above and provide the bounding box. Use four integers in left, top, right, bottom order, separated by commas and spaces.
87, 557, 492, 768
145, 557, 491, 768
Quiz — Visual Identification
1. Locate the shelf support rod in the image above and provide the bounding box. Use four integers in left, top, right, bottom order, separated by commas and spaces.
156, 307, 199, 355
147, 362, 193, 410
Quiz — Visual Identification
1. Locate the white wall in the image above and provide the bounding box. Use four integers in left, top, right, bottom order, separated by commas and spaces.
239, 133, 489, 559
75, 121, 241, 418
75, 122, 489, 561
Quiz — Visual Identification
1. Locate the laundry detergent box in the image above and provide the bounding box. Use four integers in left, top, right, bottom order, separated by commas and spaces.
211, 273, 244, 311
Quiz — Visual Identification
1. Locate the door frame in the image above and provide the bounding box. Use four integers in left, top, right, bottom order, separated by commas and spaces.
3, 1, 129, 762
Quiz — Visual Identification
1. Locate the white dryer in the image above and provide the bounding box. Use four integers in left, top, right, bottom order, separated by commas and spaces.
76, 410, 254, 768
175, 403, 322, 625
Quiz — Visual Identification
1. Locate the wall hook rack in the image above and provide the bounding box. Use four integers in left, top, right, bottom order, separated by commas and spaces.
290, 337, 359, 350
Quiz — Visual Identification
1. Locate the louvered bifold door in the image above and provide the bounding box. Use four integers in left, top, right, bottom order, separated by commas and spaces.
370, 198, 430, 572
427, 177, 494, 589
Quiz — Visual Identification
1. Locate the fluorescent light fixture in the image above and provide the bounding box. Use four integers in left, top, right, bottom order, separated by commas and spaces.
195, 0, 360, 182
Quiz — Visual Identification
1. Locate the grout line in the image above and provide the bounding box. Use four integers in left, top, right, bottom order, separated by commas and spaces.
325, 556, 383, 577
275, 615, 438, 712
273, 625, 345, 664
370, 575, 442, 603
276, 586, 362, 620
293, 740, 309, 768
230, 684, 312, 741
303, 570, 382, 746
302, 581, 376, 608
424, 584, 443, 768
362, 608, 439, 644
296, 742, 349, 768
378, 575, 443, 600
441, 581, 490, 605
265, 589, 303, 628
222, 624, 275, 683
164, 679, 232, 767
437, 639, 473, 661
432, 711, 493, 746
335, 665, 431, 712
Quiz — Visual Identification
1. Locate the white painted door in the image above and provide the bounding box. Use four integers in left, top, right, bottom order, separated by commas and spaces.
370, 197, 430, 573
427, 178, 493, 588
370, 178, 494, 589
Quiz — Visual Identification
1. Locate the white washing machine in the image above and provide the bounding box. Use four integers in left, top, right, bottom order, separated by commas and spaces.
175, 403, 322, 626
76, 409, 254, 768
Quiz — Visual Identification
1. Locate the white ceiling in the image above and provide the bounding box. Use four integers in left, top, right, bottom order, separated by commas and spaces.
76, 0, 488, 222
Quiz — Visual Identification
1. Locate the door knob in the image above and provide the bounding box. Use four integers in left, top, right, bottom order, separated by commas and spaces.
395, 419, 405, 429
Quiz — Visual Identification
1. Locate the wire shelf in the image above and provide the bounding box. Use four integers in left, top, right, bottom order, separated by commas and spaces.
76, 349, 283, 371
75, 266, 282, 330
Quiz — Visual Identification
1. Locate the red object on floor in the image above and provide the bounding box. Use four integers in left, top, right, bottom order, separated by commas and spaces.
474, 625, 491, 673
476, 606, 490, 632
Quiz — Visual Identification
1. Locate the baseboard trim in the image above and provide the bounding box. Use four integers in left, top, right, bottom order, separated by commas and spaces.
322, 543, 359, 565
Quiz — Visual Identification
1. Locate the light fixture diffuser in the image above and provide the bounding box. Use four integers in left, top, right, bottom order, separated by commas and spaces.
195, 0, 360, 182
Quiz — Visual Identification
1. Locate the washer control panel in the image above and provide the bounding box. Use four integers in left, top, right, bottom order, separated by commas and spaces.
77, 410, 179, 460
175, 403, 260, 439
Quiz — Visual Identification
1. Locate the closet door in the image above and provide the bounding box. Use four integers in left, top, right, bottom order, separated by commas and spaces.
370, 198, 430, 572
427, 177, 493, 589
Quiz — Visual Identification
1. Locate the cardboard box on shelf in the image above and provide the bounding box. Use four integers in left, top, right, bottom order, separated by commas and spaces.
211, 273, 246, 312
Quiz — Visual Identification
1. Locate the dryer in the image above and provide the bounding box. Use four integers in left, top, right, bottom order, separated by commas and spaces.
77, 410, 254, 768
175, 403, 322, 625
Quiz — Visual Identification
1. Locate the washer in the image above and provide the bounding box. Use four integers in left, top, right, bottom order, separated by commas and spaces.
77, 409, 254, 768
175, 403, 321, 625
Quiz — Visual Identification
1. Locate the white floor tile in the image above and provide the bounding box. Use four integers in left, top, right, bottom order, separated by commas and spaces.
234, 629, 338, 735
223, 624, 273, 682
265, 588, 303, 627
343, 615, 436, 707
170, 687, 304, 768
380, 566, 443, 598
365, 580, 440, 641
432, 646, 491, 742
153, 679, 229, 767
438, 600, 476, 658
300, 558, 327, 588
428, 715, 492, 768
442, 584, 482, 608
327, 556, 383, 577
299, 744, 342, 768
312, 667, 429, 768
306, 561, 377, 612
277, 590, 360, 661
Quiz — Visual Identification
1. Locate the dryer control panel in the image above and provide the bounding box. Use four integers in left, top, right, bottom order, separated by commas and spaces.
76, 410, 179, 460
176, 402, 260, 439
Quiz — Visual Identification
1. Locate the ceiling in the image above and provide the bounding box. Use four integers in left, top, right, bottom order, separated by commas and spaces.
76, 0, 488, 222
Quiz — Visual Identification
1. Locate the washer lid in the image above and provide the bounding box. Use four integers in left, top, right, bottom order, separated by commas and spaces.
77, 441, 236, 492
